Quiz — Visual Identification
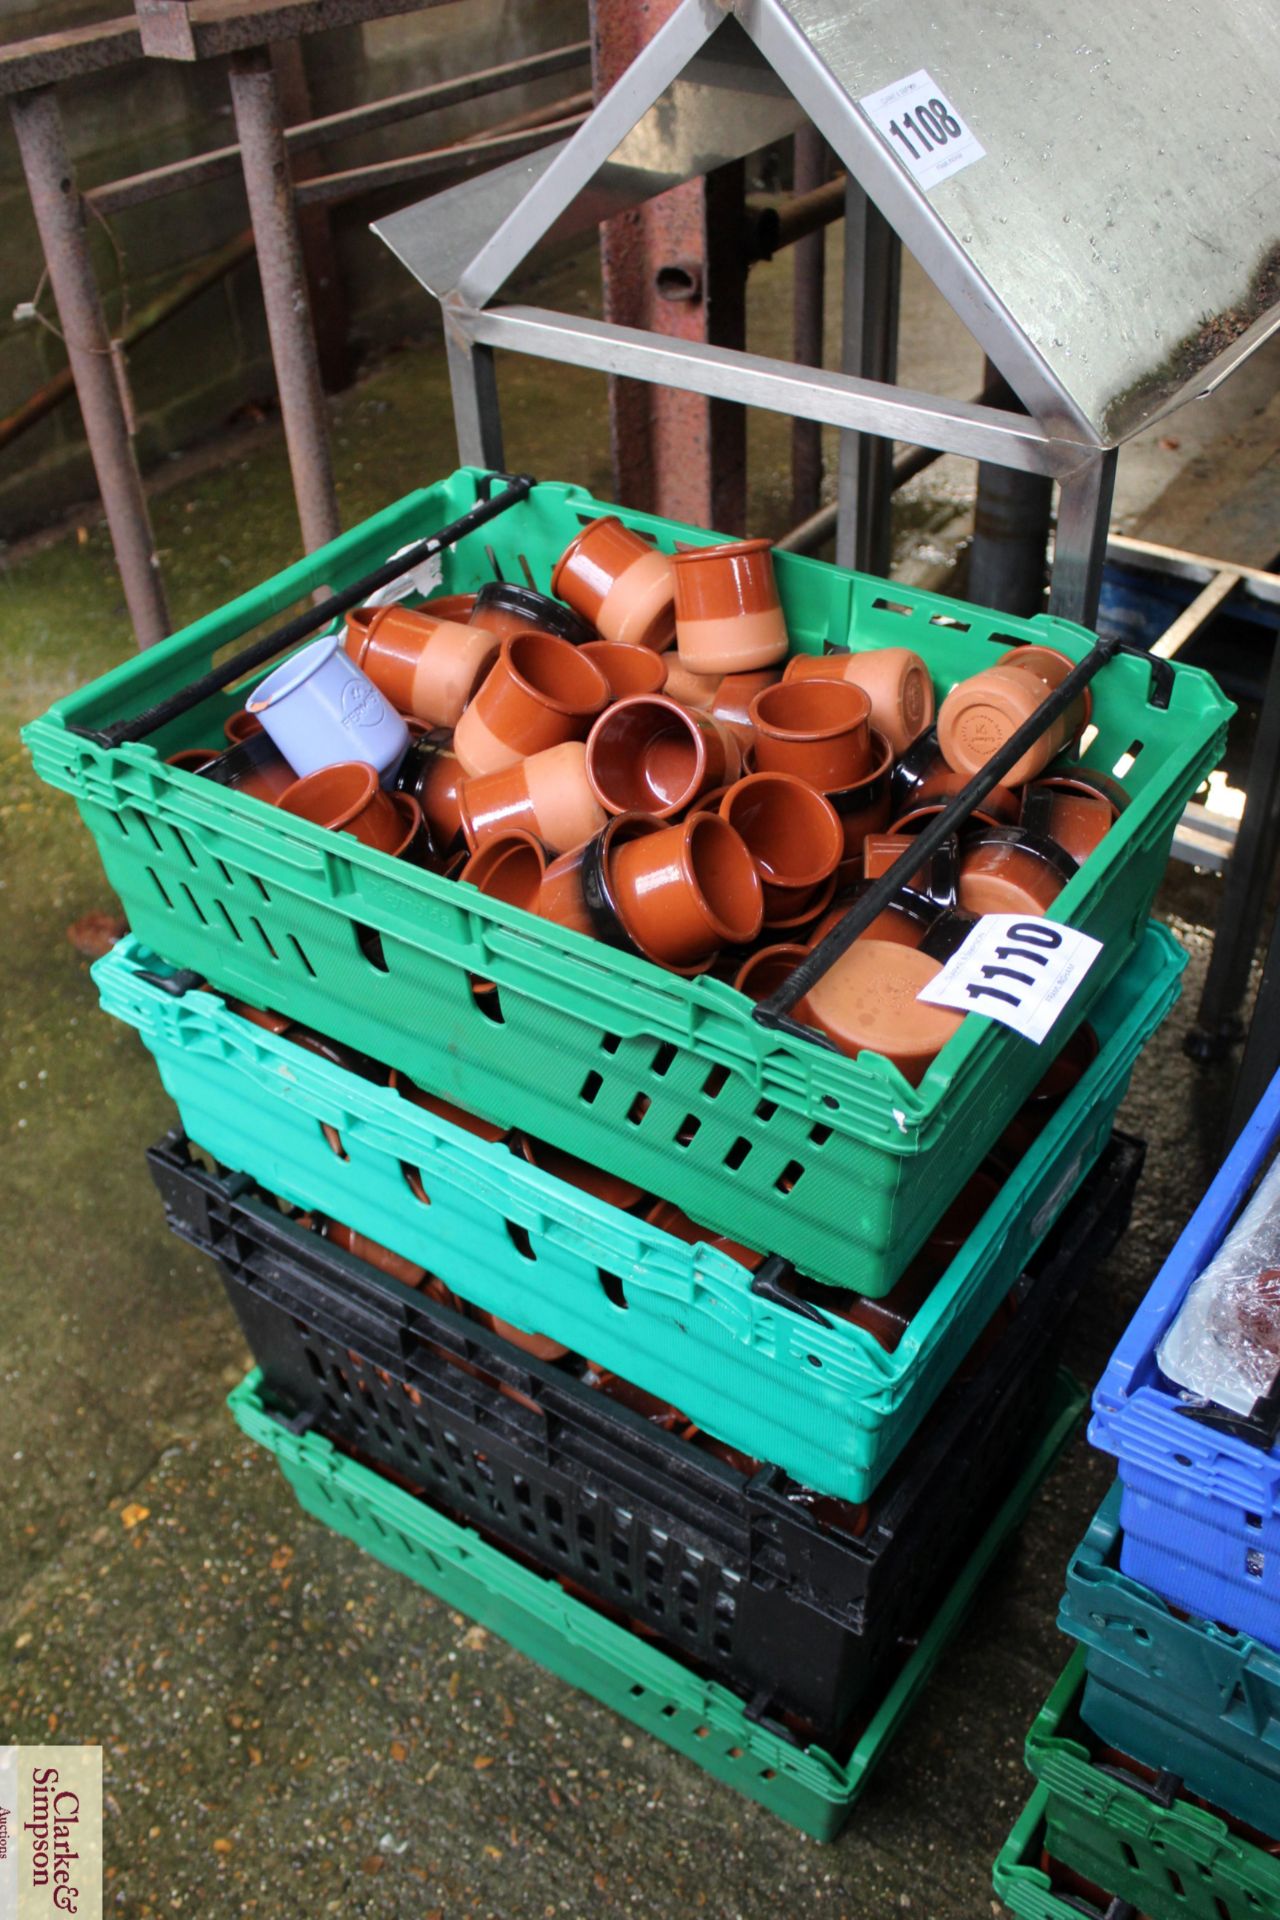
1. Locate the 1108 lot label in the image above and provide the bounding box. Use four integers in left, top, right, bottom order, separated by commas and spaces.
859, 69, 986, 190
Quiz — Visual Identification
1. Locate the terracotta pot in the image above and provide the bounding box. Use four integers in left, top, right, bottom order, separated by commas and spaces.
393, 729, 465, 854
223, 707, 263, 744
585, 693, 741, 818
732, 941, 808, 1002
279, 759, 421, 855
453, 630, 609, 777
706, 668, 784, 746
755, 868, 839, 932
672, 538, 790, 674
322, 1220, 426, 1289
919, 906, 980, 962
511, 1132, 646, 1212
468, 580, 595, 647
226, 999, 292, 1034
537, 812, 661, 941
459, 827, 548, 911
389, 1067, 507, 1144
469, 1306, 570, 1363
823, 727, 896, 865
998, 1020, 1100, 1161
459, 740, 604, 855
808, 888, 934, 952
578, 640, 667, 701
750, 677, 872, 789
719, 771, 842, 925
609, 812, 763, 969
167, 746, 220, 773
859, 824, 959, 916
801, 939, 965, 1082
345, 602, 500, 728
937, 644, 1089, 786
1021, 777, 1118, 866
551, 515, 677, 651
956, 825, 1078, 916
661, 659, 721, 711
644, 1198, 763, 1271
784, 646, 934, 757
205, 735, 298, 804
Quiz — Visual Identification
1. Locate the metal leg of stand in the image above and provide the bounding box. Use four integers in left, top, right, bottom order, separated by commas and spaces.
835, 178, 899, 576
447, 330, 505, 470
1227, 900, 1280, 1143
1048, 450, 1116, 628
1189, 635, 1280, 1057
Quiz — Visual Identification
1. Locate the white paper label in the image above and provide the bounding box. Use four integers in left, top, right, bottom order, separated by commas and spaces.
362, 543, 444, 609
859, 69, 985, 189
916, 915, 1102, 1043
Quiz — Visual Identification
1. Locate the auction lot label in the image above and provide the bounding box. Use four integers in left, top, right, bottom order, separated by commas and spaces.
0, 1745, 102, 1919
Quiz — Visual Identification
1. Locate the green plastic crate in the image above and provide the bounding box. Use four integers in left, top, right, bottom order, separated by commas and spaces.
995, 1789, 1142, 1919
229, 1364, 1084, 1840
100, 924, 1178, 1501
1026, 1651, 1280, 1920
26, 471, 1231, 1293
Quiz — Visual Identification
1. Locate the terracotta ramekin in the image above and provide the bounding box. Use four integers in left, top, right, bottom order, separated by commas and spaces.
800, 939, 965, 1083
321, 1220, 426, 1289
452, 630, 610, 777
719, 771, 843, 924
749, 677, 873, 790
937, 643, 1089, 786
783, 645, 934, 757
956, 824, 1078, 916
458, 827, 549, 911
585, 693, 741, 818
279, 760, 421, 856
1021, 775, 1119, 866
551, 515, 677, 652
459, 740, 605, 855
468, 580, 595, 647
608, 812, 763, 970
345, 602, 500, 729
672, 538, 790, 674
392, 728, 466, 855
537, 813, 661, 942
579, 640, 668, 701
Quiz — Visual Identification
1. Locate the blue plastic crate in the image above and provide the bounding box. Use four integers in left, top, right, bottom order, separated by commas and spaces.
1058, 1485, 1280, 1841
1090, 1069, 1280, 1648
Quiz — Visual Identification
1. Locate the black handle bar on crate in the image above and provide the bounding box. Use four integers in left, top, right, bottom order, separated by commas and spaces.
73, 470, 536, 750
753, 631, 1124, 1044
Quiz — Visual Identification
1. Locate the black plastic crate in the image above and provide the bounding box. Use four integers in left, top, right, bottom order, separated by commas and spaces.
150, 1130, 1142, 1742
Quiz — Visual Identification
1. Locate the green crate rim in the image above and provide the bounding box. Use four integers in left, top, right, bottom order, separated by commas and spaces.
102, 928, 1172, 1499
228, 1365, 1085, 1840
994, 1786, 1121, 1920
1027, 1650, 1280, 1910
24, 470, 1233, 1148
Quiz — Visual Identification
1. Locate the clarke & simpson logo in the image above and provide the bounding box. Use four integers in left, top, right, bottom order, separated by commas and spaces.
0, 1745, 102, 1919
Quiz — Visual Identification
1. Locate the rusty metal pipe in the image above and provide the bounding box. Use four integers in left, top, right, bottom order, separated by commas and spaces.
748, 173, 847, 263
228, 44, 338, 556
9, 85, 169, 646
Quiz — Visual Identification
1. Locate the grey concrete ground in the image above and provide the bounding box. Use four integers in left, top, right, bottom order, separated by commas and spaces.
0, 239, 1268, 1917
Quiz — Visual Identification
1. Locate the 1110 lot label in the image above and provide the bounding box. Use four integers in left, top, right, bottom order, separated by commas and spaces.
916, 916, 1102, 1044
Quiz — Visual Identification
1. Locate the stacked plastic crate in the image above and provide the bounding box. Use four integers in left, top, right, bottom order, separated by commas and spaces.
994, 1071, 1280, 1914
23, 471, 1233, 1840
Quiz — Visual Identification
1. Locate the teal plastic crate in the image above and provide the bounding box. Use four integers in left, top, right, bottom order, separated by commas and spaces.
1027, 1651, 1280, 1920
994, 1789, 1140, 1920
1059, 1486, 1280, 1841
229, 1364, 1084, 1841
100, 922, 1179, 1502
25, 472, 1230, 1294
